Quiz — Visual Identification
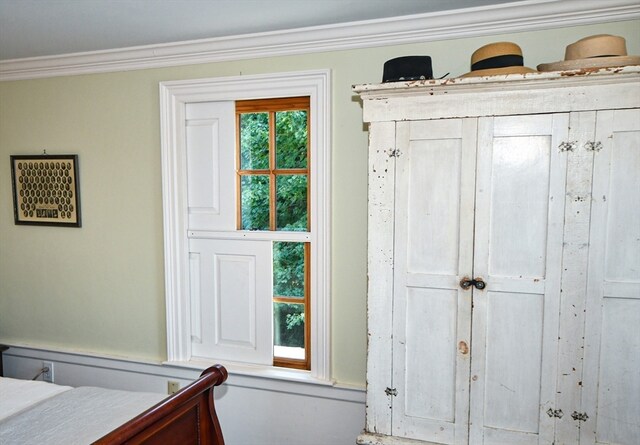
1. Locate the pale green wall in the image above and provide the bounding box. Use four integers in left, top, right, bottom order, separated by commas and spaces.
1, 20, 638, 386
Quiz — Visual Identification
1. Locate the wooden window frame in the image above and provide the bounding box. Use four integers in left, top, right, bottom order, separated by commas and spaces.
236, 96, 311, 370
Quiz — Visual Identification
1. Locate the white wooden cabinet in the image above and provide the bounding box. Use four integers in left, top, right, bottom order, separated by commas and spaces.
354, 67, 640, 445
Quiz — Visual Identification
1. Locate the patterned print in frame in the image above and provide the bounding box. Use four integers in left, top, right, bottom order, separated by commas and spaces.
10, 154, 82, 227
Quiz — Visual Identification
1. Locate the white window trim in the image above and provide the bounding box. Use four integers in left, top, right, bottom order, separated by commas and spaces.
159, 70, 331, 382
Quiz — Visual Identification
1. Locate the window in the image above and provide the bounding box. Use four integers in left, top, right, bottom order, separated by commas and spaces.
159, 71, 331, 381
236, 97, 311, 369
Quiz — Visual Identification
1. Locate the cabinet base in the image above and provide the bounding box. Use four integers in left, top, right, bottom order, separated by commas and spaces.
357, 432, 444, 445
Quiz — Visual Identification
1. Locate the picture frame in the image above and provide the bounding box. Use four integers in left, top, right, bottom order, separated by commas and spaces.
10, 154, 82, 227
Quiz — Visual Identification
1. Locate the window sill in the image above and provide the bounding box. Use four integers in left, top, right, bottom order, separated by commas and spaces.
161, 359, 366, 403
163, 358, 335, 387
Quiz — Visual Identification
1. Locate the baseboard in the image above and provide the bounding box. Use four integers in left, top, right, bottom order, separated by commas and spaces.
2, 344, 365, 445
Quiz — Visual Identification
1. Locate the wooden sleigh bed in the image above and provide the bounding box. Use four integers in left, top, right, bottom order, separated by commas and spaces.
0, 364, 228, 445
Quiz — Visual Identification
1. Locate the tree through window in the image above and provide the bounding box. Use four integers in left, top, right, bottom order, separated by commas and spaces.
236, 96, 310, 370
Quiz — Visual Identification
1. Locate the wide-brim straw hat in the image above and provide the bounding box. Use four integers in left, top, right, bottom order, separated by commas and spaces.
537, 34, 640, 72
460, 42, 537, 77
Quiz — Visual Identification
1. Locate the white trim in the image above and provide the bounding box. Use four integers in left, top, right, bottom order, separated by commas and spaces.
1, 343, 363, 403
188, 230, 311, 242
159, 70, 332, 382
1, 0, 638, 80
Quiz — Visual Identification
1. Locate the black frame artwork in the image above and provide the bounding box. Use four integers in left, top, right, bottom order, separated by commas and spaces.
10, 154, 82, 227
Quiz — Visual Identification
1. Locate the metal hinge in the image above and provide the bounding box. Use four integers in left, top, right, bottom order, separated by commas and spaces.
571, 411, 589, 422
546, 408, 564, 418
388, 149, 401, 158
558, 141, 577, 152
385, 387, 397, 397
584, 141, 603, 152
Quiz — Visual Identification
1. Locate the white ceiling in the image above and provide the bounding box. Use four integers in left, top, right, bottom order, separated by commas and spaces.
0, 0, 519, 60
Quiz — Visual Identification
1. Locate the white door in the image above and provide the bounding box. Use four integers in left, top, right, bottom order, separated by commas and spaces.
392, 118, 478, 444
581, 108, 640, 445
469, 114, 568, 445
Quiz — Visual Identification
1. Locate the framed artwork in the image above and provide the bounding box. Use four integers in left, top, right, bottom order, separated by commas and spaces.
10, 154, 82, 227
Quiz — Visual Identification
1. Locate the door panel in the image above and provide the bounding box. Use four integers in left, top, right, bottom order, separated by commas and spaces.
581, 109, 640, 445
484, 291, 544, 433
405, 287, 457, 422
487, 135, 550, 277
392, 118, 477, 444
185, 101, 236, 231
189, 238, 272, 365
470, 114, 568, 445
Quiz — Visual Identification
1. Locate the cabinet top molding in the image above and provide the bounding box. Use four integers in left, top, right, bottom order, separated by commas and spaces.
353, 65, 640, 123
353, 65, 640, 94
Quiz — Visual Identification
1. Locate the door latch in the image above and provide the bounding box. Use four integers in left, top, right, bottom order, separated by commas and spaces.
385, 387, 397, 397
460, 277, 486, 290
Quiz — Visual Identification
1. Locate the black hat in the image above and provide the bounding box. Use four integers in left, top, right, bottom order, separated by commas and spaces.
382, 56, 434, 82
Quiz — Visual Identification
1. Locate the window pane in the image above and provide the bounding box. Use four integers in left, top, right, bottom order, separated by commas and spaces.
240, 175, 270, 230
276, 174, 307, 231
273, 302, 305, 358
240, 112, 269, 170
275, 110, 308, 169
273, 242, 305, 298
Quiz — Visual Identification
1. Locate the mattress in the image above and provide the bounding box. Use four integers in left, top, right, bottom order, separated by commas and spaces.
0, 376, 72, 421
0, 377, 166, 444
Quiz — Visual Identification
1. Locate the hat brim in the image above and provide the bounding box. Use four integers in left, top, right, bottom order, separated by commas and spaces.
537, 55, 640, 72
382, 75, 434, 83
459, 66, 537, 78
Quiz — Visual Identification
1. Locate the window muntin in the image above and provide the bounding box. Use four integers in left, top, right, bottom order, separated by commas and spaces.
236, 96, 311, 370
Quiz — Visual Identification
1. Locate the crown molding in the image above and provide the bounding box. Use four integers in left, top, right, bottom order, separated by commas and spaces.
1, 0, 638, 81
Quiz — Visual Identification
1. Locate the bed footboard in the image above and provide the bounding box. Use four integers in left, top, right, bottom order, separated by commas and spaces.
93, 365, 228, 445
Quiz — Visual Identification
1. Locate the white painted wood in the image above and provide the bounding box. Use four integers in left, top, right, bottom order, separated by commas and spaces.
356, 69, 639, 445
470, 114, 567, 445
554, 111, 597, 445
3, 1, 639, 81
361, 121, 396, 437
160, 70, 332, 381
185, 101, 236, 231
189, 238, 273, 365
189, 252, 203, 344
392, 118, 476, 444
581, 108, 640, 445
357, 67, 640, 124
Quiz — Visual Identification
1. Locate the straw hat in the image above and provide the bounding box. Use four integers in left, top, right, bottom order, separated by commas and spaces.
537, 34, 640, 72
460, 42, 537, 77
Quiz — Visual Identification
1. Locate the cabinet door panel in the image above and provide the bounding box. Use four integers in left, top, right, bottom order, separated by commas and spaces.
484, 291, 544, 433
470, 114, 568, 445
406, 137, 462, 275
405, 287, 457, 422
392, 119, 477, 444
486, 135, 550, 277
582, 109, 640, 445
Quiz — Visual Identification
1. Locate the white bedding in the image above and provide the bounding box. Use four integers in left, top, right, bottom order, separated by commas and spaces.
0, 377, 72, 422
0, 378, 166, 444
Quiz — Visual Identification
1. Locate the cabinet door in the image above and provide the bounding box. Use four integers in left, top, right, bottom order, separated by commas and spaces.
392, 118, 477, 444
581, 108, 640, 445
469, 114, 568, 445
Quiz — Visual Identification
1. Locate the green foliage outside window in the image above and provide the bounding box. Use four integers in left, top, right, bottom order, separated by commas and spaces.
238, 105, 309, 353
240, 112, 269, 170
276, 111, 308, 169
273, 242, 304, 297
274, 302, 305, 348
